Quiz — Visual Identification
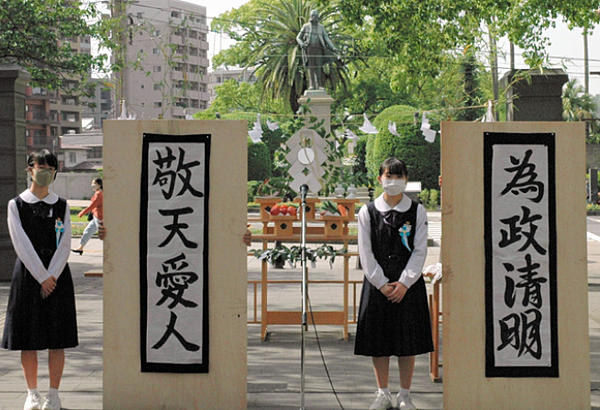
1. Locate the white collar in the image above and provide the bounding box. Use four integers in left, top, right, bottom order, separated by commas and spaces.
19, 189, 59, 205
374, 193, 411, 212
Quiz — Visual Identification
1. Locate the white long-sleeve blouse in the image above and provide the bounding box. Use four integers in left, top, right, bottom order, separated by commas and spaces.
358, 194, 428, 290
7, 190, 71, 284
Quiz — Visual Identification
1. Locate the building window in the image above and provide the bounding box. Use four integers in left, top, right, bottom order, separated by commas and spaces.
153, 66, 162, 72
153, 48, 159, 55
69, 152, 77, 163
154, 102, 162, 108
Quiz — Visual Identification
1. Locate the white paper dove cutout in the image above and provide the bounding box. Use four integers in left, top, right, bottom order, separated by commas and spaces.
359, 113, 378, 134
484, 100, 495, 122
420, 112, 437, 143
267, 119, 279, 131
344, 129, 358, 140
388, 121, 399, 137
118, 100, 135, 120
118, 100, 127, 120
248, 114, 263, 143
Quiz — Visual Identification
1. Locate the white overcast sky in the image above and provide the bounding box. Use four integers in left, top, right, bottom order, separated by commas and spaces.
191, 0, 600, 94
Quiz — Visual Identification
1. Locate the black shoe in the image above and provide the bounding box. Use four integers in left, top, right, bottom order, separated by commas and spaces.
71, 249, 83, 255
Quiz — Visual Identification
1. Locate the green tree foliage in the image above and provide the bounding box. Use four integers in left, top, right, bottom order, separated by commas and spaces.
325, 0, 598, 124
455, 46, 486, 121
562, 78, 598, 122
365, 105, 440, 190
196, 81, 290, 179
329, 0, 600, 70
196, 79, 289, 118
248, 139, 272, 181
330, 30, 410, 116
212, 0, 350, 113
0, 0, 111, 92
562, 78, 600, 143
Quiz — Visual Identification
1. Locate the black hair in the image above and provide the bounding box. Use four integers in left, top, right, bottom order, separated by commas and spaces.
28, 149, 58, 170
379, 157, 408, 177
93, 178, 103, 189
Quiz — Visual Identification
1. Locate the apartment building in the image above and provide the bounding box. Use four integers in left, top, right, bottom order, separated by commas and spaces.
208, 67, 258, 106
122, 0, 210, 119
82, 78, 113, 129
25, 35, 91, 167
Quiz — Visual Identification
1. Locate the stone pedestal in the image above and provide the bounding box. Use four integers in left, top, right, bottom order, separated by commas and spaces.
298, 89, 334, 134
501, 68, 568, 121
0, 64, 29, 281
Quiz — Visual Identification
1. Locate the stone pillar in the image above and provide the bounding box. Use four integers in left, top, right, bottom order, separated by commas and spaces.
0, 64, 29, 281
298, 89, 334, 134
590, 168, 598, 204
501, 68, 568, 121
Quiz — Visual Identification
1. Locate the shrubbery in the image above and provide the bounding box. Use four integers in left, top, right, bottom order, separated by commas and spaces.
248, 139, 271, 181
419, 188, 441, 210
366, 105, 441, 190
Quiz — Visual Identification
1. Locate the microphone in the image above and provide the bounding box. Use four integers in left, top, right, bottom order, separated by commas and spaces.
300, 184, 309, 200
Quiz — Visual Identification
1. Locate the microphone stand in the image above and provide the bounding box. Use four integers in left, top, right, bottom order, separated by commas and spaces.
300, 185, 308, 410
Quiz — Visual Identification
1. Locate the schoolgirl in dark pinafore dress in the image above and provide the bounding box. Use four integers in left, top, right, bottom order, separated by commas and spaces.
1, 195, 78, 351
354, 200, 433, 357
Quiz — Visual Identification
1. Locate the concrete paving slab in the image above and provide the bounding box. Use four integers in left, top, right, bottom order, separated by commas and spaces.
1, 212, 599, 410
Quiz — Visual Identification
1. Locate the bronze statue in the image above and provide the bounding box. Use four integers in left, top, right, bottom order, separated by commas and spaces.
296, 10, 339, 90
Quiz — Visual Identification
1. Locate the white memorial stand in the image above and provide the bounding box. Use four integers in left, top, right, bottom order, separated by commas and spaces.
442, 122, 590, 410
102, 120, 248, 410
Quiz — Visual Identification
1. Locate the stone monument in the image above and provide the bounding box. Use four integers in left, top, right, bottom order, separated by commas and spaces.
0, 64, 29, 281
501, 68, 568, 121
296, 10, 339, 134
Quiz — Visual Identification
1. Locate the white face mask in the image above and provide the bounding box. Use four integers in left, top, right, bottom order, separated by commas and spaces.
31, 168, 55, 187
381, 178, 407, 197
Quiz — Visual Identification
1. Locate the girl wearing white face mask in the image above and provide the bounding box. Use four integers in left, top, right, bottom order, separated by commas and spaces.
355, 157, 433, 410
2, 149, 77, 410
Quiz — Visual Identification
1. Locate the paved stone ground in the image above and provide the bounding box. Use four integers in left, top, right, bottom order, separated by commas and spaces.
1, 211, 599, 409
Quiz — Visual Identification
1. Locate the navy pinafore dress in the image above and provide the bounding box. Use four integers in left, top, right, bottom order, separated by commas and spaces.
1, 196, 78, 350
354, 201, 434, 357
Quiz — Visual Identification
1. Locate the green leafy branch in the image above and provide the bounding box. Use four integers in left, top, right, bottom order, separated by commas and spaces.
252, 244, 347, 269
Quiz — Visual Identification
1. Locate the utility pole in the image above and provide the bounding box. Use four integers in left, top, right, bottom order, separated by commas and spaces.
112, 0, 128, 118
584, 28, 590, 93
510, 42, 515, 70
488, 20, 500, 121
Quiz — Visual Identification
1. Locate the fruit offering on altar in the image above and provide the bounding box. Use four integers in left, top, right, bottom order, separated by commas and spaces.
267, 203, 298, 218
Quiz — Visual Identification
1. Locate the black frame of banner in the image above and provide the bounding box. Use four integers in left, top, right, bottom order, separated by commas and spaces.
483, 132, 559, 378
139, 133, 211, 373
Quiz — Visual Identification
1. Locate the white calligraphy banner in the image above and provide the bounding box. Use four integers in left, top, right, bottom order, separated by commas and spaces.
140, 134, 210, 373
484, 132, 558, 378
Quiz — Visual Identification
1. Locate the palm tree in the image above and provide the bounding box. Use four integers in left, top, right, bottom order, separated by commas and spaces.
562, 78, 598, 121
215, 0, 349, 114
